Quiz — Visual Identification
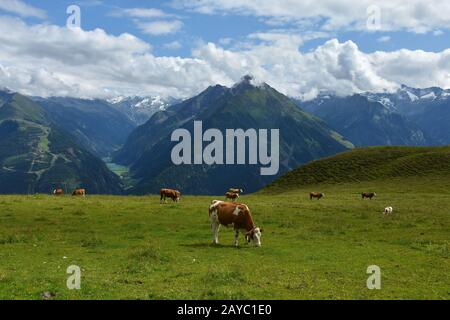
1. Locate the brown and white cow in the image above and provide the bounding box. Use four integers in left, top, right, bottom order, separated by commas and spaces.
310, 192, 324, 200
53, 188, 64, 196
72, 188, 86, 196
362, 192, 376, 200
209, 200, 263, 247
228, 188, 243, 194
160, 188, 181, 203
225, 191, 239, 202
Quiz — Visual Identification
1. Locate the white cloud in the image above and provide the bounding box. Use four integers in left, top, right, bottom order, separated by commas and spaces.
164, 40, 182, 50
1, 16, 450, 100
174, 0, 450, 34
121, 8, 169, 19
0, 0, 46, 19
137, 20, 183, 36
377, 36, 391, 42
111, 7, 183, 36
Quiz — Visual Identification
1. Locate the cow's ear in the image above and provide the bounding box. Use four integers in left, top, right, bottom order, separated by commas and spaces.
260, 228, 264, 233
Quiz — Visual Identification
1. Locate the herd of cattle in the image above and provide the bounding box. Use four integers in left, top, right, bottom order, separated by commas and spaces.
51, 187, 393, 247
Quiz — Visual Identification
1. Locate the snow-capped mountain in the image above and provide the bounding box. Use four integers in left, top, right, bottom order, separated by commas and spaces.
108, 96, 180, 125
362, 85, 450, 115
297, 84, 450, 147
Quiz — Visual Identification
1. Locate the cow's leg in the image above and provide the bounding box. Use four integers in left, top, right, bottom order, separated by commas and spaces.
210, 211, 220, 245
233, 228, 239, 247
211, 222, 220, 245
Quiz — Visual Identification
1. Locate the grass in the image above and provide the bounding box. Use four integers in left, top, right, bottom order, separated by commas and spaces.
264, 146, 450, 192
0, 176, 449, 300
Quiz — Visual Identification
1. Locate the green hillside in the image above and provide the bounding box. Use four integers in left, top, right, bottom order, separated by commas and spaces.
264, 146, 450, 192
0, 92, 123, 194
36, 97, 136, 157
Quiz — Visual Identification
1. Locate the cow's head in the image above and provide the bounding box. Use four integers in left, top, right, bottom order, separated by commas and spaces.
245, 227, 263, 247
175, 191, 181, 202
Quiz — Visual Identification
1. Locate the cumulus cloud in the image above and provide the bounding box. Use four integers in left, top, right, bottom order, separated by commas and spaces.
174, 0, 450, 34
0, 16, 220, 98
111, 7, 183, 36
137, 20, 183, 36
0, 0, 46, 19
1, 16, 450, 100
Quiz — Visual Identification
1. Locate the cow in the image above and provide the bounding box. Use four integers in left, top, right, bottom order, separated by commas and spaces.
53, 188, 64, 196
209, 200, 263, 247
310, 192, 324, 200
72, 188, 86, 196
225, 191, 239, 202
383, 207, 393, 215
228, 188, 243, 194
160, 188, 181, 203
362, 192, 376, 200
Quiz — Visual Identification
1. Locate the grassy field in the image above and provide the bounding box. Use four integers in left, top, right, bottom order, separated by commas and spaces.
0, 176, 449, 300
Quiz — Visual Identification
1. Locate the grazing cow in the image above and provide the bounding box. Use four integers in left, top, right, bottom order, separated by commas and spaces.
310, 192, 325, 200
228, 188, 243, 194
383, 207, 393, 215
225, 191, 239, 202
160, 188, 181, 203
72, 189, 86, 196
53, 188, 64, 196
362, 192, 377, 200
209, 200, 263, 247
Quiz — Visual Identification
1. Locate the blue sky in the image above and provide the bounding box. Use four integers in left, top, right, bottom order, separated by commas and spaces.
1, 0, 450, 99
23, 0, 450, 56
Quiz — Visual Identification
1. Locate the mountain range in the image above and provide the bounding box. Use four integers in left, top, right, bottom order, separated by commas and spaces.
0, 91, 122, 194
2, 78, 450, 195
108, 95, 179, 126
299, 84, 450, 147
33, 97, 135, 157
114, 76, 353, 194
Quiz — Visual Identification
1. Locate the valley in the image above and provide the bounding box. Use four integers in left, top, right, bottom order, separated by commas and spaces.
3, 80, 450, 195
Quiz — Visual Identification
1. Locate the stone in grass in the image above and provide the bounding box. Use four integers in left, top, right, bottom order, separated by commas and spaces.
41, 291, 56, 300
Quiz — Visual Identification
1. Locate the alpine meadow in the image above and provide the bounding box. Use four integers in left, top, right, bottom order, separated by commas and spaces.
0, 0, 450, 303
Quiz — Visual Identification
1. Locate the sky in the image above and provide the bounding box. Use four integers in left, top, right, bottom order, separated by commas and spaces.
1, 0, 450, 99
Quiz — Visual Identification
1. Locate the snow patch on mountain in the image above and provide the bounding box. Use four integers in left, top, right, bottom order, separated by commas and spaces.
108, 96, 179, 125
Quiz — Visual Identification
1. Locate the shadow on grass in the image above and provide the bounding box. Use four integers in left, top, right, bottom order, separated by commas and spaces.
181, 242, 253, 250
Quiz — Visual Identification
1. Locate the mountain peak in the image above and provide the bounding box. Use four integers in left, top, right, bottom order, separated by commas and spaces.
231, 74, 268, 93
241, 74, 254, 83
